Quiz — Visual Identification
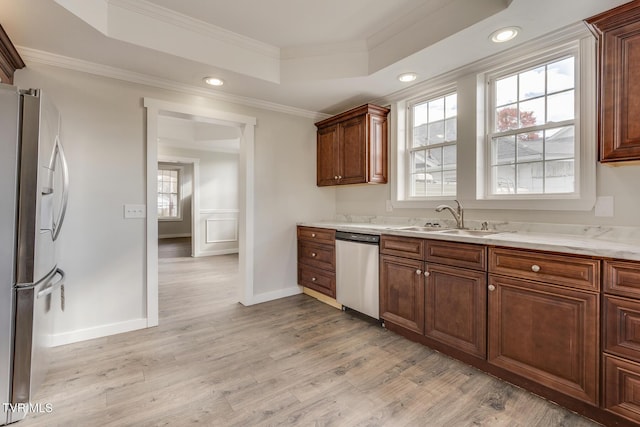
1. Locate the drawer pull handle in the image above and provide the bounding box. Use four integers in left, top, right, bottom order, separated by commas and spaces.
424, 271, 430, 277
311, 252, 317, 257
488, 284, 496, 291
334, 175, 339, 180
311, 233, 316, 237
416, 269, 422, 275
311, 277, 317, 282
531, 264, 541, 273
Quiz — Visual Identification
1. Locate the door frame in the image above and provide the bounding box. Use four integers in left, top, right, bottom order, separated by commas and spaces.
144, 98, 256, 327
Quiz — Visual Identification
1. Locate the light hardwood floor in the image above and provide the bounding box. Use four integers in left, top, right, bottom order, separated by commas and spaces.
18, 238, 600, 426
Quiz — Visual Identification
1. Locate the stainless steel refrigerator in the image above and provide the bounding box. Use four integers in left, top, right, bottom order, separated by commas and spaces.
0, 84, 68, 424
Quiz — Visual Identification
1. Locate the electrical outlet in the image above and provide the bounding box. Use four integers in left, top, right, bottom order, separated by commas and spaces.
386, 200, 393, 212
594, 196, 614, 217
124, 204, 146, 219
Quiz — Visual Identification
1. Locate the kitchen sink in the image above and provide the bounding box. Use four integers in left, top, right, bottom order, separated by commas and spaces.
397, 226, 448, 232
435, 229, 503, 237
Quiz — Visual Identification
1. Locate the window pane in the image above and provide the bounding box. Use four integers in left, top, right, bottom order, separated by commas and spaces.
547, 57, 574, 93
445, 94, 457, 119
495, 104, 519, 132
519, 98, 545, 127
545, 126, 574, 160
412, 151, 426, 173
414, 102, 428, 127
442, 145, 456, 170
427, 121, 445, 145
426, 171, 442, 195
517, 162, 543, 193
493, 165, 515, 194
442, 170, 456, 196
496, 75, 517, 107
492, 136, 515, 165
545, 160, 574, 193
428, 98, 445, 122
517, 133, 543, 162
547, 90, 574, 123
411, 173, 426, 197
444, 117, 456, 142
412, 123, 428, 148
519, 66, 545, 100
162, 182, 170, 193
425, 147, 443, 172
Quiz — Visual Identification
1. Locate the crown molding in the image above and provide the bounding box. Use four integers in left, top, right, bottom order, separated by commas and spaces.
108, 0, 280, 59
18, 47, 330, 120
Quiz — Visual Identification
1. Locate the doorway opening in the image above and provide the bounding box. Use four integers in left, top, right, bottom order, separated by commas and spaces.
144, 98, 257, 327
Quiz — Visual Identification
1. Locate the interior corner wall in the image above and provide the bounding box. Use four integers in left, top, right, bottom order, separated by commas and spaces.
13, 63, 336, 344
157, 161, 193, 238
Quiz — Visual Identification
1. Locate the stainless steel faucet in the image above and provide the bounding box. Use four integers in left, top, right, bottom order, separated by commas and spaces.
435, 200, 465, 229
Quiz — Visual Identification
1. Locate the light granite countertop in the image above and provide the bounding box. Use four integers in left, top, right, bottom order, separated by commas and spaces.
298, 219, 640, 262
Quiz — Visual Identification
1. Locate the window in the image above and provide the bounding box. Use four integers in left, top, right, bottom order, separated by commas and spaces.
487, 55, 577, 196
157, 167, 181, 219
408, 91, 457, 198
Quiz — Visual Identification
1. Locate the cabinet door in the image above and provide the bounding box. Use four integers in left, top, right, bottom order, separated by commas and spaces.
488, 275, 599, 404
339, 115, 368, 185
380, 255, 424, 334
368, 113, 387, 184
425, 264, 486, 358
317, 124, 338, 186
588, 4, 640, 162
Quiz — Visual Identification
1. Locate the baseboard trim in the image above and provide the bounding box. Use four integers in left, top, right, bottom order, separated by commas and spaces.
245, 286, 302, 306
158, 233, 192, 239
196, 248, 239, 257
51, 318, 148, 347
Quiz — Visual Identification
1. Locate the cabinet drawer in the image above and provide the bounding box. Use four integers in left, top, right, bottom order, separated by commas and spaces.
426, 240, 486, 271
605, 295, 640, 363
489, 247, 600, 292
604, 259, 640, 298
298, 240, 335, 271
297, 226, 335, 245
604, 354, 640, 424
380, 235, 424, 260
299, 264, 335, 298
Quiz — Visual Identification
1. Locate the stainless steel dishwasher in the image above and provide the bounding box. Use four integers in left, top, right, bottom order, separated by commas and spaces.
335, 231, 380, 320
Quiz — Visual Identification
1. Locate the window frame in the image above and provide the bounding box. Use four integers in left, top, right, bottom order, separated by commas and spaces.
484, 45, 581, 200
157, 165, 183, 221
404, 84, 458, 201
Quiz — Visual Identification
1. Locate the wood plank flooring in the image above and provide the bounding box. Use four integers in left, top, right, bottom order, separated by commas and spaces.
18, 238, 600, 426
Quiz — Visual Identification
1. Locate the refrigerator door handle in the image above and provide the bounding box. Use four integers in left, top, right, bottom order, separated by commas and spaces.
51, 136, 69, 241
37, 268, 65, 299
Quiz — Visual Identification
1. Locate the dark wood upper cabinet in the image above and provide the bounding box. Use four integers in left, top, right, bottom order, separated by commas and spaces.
315, 104, 389, 186
586, 1, 640, 162
0, 24, 25, 85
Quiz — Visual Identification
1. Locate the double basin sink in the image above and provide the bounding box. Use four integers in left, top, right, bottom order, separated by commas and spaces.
397, 226, 504, 237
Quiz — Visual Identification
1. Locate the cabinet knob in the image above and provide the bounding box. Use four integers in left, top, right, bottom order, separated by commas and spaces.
424, 271, 430, 277
311, 277, 317, 282
531, 264, 541, 273
334, 175, 339, 180
416, 269, 422, 275
488, 284, 496, 291
311, 252, 317, 257
311, 233, 316, 238
338, 175, 342, 179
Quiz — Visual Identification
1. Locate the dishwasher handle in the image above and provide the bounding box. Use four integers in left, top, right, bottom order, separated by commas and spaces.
335, 231, 380, 244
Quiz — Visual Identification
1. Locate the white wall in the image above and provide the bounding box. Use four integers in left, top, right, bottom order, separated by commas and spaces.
157, 161, 193, 238
14, 64, 336, 345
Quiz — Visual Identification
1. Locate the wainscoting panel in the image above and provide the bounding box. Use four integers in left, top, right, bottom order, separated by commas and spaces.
198, 209, 239, 256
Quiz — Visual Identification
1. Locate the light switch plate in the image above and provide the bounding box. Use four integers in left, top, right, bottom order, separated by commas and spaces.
124, 204, 146, 219
594, 196, 614, 217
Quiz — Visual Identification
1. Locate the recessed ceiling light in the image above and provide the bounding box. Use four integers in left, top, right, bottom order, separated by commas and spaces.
398, 72, 417, 83
490, 27, 520, 43
203, 77, 224, 86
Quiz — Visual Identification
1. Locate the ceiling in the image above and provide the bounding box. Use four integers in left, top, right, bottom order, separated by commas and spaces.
0, 0, 631, 115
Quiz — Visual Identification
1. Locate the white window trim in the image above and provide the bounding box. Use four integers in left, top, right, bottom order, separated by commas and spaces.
405, 85, 458, 201
157, 164, 184, 221
389, 24, 596, 211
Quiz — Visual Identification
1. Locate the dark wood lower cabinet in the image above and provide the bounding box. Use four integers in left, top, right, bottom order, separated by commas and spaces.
487, 275, 599, 405
425, 264, 486, 358
604, 354, 640, 423
379, 254, 424, 334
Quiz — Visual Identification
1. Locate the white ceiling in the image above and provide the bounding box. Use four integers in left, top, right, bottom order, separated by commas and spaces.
0, 0, 631, 115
